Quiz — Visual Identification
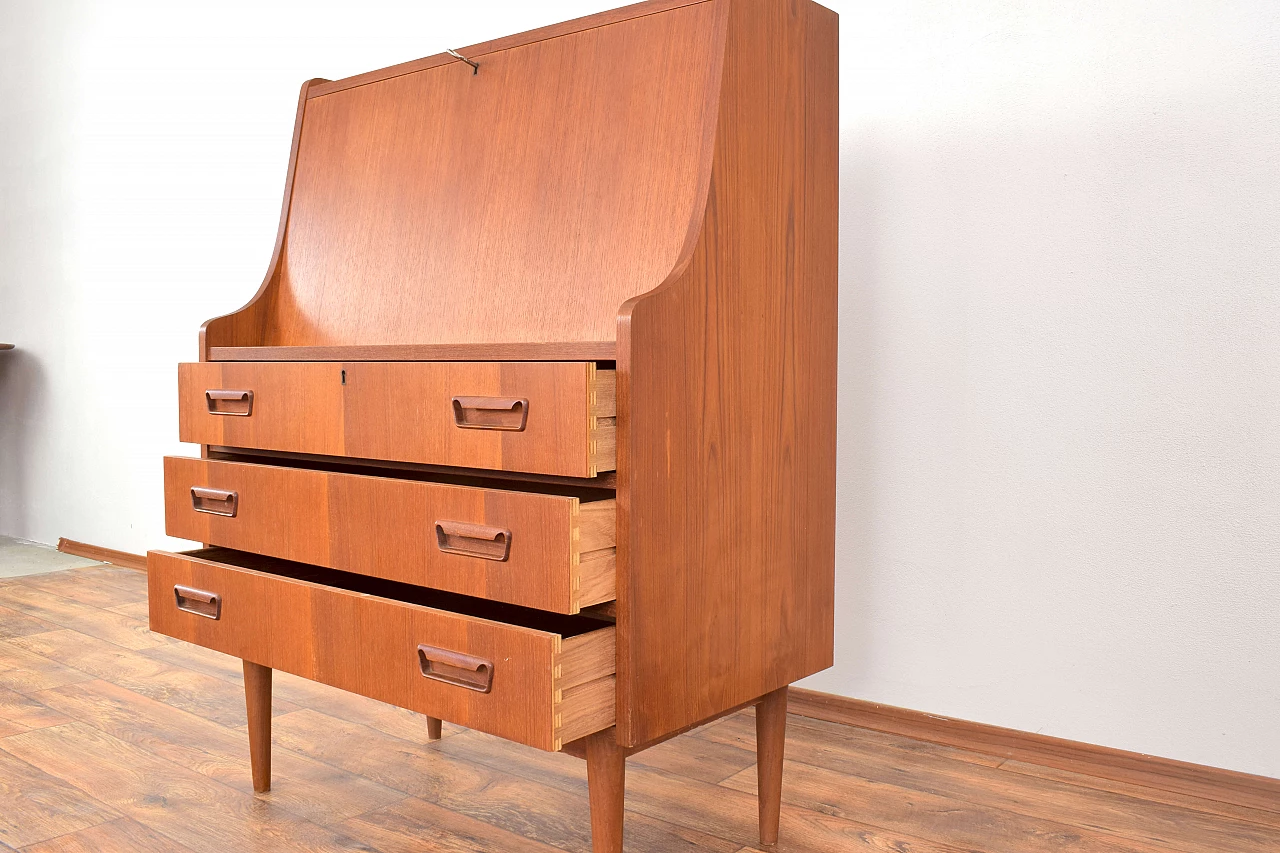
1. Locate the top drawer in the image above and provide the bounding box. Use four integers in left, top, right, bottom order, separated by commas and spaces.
179, 362, 616, 478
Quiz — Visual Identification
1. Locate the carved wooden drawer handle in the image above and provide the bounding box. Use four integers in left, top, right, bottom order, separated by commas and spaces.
451, 396, 527, 431
191, 487, 238, 517
174, 585, 221, 620
435, 520, 512, 561
205, 389, 253, 416
417, 644, 494, 693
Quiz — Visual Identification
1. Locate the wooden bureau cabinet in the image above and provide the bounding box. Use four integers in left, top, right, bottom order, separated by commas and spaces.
147, 1, 837, 850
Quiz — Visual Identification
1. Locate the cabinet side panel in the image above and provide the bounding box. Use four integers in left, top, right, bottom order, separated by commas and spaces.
617, 0, 837, 747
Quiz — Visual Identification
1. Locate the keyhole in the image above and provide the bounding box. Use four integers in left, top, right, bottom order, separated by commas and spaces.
341, 370, 347, 385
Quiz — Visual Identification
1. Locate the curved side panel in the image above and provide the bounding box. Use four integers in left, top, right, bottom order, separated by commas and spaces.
200, 78, 328, 361
615, 0, 839, 748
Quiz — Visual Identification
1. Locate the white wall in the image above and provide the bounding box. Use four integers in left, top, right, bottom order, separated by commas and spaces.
1, 0, 1277, 778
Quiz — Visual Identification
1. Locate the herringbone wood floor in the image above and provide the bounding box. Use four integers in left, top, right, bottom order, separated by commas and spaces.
0, 564, 1275, 852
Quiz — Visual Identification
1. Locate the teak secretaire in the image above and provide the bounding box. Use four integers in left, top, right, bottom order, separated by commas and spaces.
147, 0, 837, 848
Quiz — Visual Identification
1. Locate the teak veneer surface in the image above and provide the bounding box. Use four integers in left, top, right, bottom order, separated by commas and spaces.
164, 456, 616, 614
616, 0, 838, 746
208, 342, 617, 363
304, 0, 712, 99
204, 0, 723, 352
179, 361, 615, 478
160, 0, 839, 847
148, 549, 616, 752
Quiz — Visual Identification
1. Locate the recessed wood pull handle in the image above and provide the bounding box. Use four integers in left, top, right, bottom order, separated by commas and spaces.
205, 389, 253, 416
190, 486, 238, 517
434, 520, 512, 561
417, 644, 494, 693
174, 585, 221, 620
451, 396, 528, 431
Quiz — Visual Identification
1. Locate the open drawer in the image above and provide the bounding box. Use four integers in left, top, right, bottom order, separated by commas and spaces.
178, 361, 616, 478
147, 548, 616, 751
164, 456, 615, 614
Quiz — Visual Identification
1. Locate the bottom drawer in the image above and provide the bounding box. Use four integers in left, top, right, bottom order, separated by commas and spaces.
147, 548, 615, 752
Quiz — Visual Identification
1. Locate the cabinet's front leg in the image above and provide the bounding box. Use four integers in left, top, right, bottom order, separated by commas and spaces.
756, 686, 788, 846
426, 716, 443, 740
243, 660, 272, 793
585, 727, 625, 853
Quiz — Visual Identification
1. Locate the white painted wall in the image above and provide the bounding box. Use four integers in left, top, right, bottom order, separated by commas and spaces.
1, 0, 1277, 778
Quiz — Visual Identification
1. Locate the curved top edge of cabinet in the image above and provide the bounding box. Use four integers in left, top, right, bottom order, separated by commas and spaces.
201, 0, 729, 358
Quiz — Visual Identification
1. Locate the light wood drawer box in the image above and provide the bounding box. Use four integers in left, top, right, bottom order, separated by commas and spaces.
163, 456, 615, 614
148, 548, 616, 751
178, 361, 616, 478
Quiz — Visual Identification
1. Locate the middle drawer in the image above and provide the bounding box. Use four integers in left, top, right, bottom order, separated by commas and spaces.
164, 457, 616, 614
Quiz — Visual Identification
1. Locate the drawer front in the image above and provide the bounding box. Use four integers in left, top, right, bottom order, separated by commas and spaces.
178, 362, 616, 477
148, 549, 616, 751
164, 457, 616, 614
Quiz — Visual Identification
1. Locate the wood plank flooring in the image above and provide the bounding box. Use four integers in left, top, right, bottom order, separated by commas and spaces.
0, 565, 1274, 852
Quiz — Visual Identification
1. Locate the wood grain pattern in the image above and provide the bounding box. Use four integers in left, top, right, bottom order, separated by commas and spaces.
616, 0, 838, 746
337, 795, 569, 853
147, 548, 616, 751
0, 604, 56, 641
242, 661, 272, 793
788, 687, 1280, 817
179, 361, 616, 477
205, 1, 722, 351
165, 0, 839, 845
586, 728, 626, 853
445, 723, 1016, 853
55, 538, 146, 572
715, 714, 1280, 853
754, 687, 786, 846
33, 677, 403, 827
0, 638, 97, 694
209, 342, 616, 362
0, 583, 159, 652
306, 0, 711, 99
2, 723, 374, 853
4, 566, 1279, 853
0, 746, 118, 848
0, 686, 68, 736
10, 629, 293, 730
15, 818, 195, 853
164, 457, 615, 613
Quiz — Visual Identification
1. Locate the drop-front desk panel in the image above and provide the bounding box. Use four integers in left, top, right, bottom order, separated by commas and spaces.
147, 1, 836, 850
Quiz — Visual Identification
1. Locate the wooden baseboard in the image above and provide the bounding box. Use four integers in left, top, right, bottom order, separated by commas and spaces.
789, 687, 1280, 814
56, 538, 147, 572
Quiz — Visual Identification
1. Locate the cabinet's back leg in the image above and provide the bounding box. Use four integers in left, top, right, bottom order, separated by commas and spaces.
585, 727, 625, 853
756, 686, 788, 846
426, 716, 443, 740
243, 660, 272, 793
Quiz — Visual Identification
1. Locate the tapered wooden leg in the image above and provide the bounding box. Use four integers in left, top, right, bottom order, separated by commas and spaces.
756, 686, 788, 846
243, 660, 272, 793
426, 716, 443, 740
585, 727, 625, 853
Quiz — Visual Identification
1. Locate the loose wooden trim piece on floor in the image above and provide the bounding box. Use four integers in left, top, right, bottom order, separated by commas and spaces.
790, 687, 1280, 814
56, 538, 147, 572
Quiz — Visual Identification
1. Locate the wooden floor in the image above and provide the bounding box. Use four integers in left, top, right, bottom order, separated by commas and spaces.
0, 565, 1275, 853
